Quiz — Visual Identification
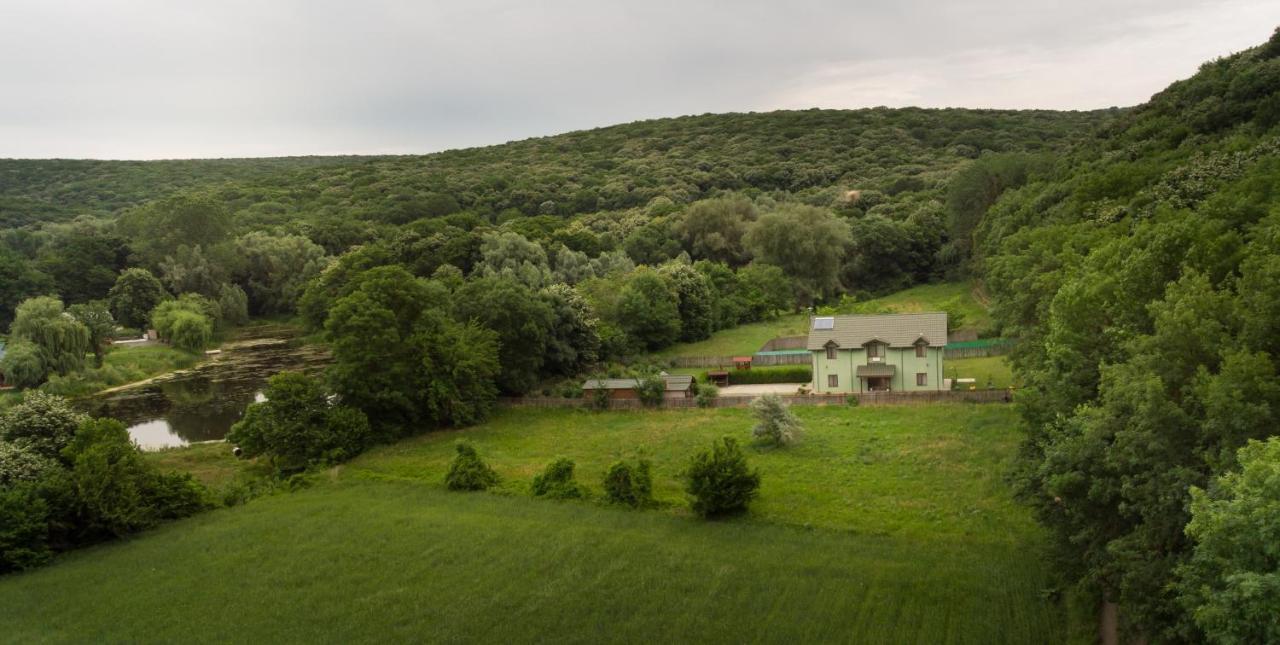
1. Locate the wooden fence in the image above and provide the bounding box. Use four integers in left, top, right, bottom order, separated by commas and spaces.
499, 389, 1012, 410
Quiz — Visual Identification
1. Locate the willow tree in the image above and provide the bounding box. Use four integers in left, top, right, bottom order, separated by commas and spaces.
8, 296, 91, 384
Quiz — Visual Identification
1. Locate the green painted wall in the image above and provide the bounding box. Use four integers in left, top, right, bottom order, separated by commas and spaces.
810, 346, 945, 393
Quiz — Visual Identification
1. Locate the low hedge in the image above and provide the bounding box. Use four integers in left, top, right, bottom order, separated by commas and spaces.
714, 366, 812, 385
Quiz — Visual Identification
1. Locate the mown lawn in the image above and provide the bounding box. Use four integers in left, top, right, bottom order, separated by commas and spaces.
946, 356, 1017, 389
0, 404, 1064, 643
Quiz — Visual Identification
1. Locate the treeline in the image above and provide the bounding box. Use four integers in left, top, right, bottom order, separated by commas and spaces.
971, 28, 1280, 642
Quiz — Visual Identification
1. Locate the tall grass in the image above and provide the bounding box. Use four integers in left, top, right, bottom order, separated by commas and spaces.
39, 346, 199, 398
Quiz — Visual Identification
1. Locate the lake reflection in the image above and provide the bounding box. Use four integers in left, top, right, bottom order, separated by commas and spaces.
79, 326, 328, 450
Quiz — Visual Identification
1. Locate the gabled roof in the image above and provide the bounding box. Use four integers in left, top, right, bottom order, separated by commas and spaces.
856, 364, 896, 377
806, 312, 948, 350
663, 375, 694, 391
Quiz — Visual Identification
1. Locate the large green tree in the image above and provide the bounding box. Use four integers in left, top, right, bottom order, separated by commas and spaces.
453, 276, 555, 395
325, 265, 500, 434
744, 205, 851, 306
107, 268, 169, 329
67, 301, 116, 367
116, 193, 233, 268
232, 232, 329, 314
675, 197, 757, 266
6, 296, 91, 384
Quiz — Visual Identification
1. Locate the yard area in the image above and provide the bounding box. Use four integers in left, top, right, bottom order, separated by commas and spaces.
1, 404, 1065, 642
649, 313, 808, 360
946, 356, 1017, 389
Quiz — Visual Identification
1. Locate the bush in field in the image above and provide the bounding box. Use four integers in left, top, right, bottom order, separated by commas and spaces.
228, 371, 374, 474
0, 391, 88, 460
750, 394, 801, 447
0, 483, 52, 572
531, 457, 584, 499
602, 458, 653, 508
696, 383, 719, 408
445, 441, 499, 491
684, 436, 760, 517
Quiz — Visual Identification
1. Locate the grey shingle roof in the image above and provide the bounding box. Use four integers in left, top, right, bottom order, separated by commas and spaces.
805, 313, 948, 350
581, 375, 695, 391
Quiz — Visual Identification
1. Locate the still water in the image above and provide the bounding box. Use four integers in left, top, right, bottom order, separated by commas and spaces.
78, 325, 329, 450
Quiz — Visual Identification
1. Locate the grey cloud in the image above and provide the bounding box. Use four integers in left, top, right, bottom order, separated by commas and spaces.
1, 0, 1275, 158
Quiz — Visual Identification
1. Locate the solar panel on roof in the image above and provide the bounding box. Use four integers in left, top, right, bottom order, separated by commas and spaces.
813, 317, 834, 330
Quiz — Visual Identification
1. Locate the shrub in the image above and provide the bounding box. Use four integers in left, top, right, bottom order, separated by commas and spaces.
0, 391, 87, 461
846, 395, 860, 407
0, 441, 59, 487
227, 371, 374, 474
63, 417, 210, 540
750, 394, 801, 447
637, 374, 666, 407
726, 366, 812, 385
531, 457, 584, 499
696, 383, 720, 408
602, 459, 653, 507
0, 483, 52, 573
683, 436, 761, 517
445, 441, 499, 491
590, 382, 611, 410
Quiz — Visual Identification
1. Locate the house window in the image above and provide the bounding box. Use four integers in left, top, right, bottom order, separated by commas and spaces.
916, 372, 927, 386
828, 374, 839, 388
915, 344, 926, 357
826, 346, 837, 360
867, 343, 880, 358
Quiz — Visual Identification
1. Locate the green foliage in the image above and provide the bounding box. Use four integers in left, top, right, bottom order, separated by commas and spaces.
726, 366, 811, 385
217, 283, 250, 326
0, 390, 87, 460
988, 32, 1280, 638
602, 458, 653, 508
0, 440, 59, 487
67, 300, 115, 367
107, 268, 169, 329
1177, 437, 1280, 644
150, 295, 216, 351
0, 483, 51, 573
658, 261, 715, 342
444, 441, 499, 491
233, 232, 329, 314
0, 246, 53, 330
675, 196, 757, 266
453, 276, 554, 395
325, 265, 500, 433
539, 284, 600, 376
745, 205, 851, 306
8, 295, 91, 383
227, 371, 374, 474
636, 373, 666, 407
530, 457, 584, 499
62, 417, 210, 540
750, 394, 801, 447
0, 340, 44, 389
615, 267, 681, 351
116, 193, 233, 268
158, 244, 228, 298
683, 436, 760, 517
695, 383, 719, 408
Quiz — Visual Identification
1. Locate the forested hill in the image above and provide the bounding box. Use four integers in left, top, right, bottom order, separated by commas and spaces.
1, 107, 1108, 227
977, 27, 1280, 641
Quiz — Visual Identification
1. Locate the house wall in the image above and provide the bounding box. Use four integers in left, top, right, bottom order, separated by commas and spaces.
811, 346, 945, 393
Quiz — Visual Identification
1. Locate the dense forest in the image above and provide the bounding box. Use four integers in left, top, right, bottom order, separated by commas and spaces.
974, 27, 1280, 643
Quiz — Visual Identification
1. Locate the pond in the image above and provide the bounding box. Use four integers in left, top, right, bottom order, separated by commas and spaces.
79, 325, 330, 450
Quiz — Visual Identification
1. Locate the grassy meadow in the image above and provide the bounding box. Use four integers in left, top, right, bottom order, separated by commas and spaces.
649, 313, 809, 359
852, 281, 991, 333
0, 404, 1068, 642
946, 356, 1017, 389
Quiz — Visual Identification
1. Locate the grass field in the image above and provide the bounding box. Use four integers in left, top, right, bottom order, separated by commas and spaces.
0, 345, 200, 409
852, 281, 991, 333
0, 404, 1067, 642
946, 356, 1017, 389
650, 313, 809, 359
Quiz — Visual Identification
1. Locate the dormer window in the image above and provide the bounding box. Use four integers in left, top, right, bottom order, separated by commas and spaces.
826, 345, 837, 360
916, 343, 926, 357
867, 343, 881, 358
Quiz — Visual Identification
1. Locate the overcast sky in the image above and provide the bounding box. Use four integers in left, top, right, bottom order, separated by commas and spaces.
1, 1, 1276, 160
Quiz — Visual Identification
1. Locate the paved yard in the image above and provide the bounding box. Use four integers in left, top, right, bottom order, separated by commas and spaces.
718, 383, 809, 397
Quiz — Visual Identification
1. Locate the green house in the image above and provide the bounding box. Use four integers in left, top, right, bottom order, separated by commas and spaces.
807, 313, 947, 393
